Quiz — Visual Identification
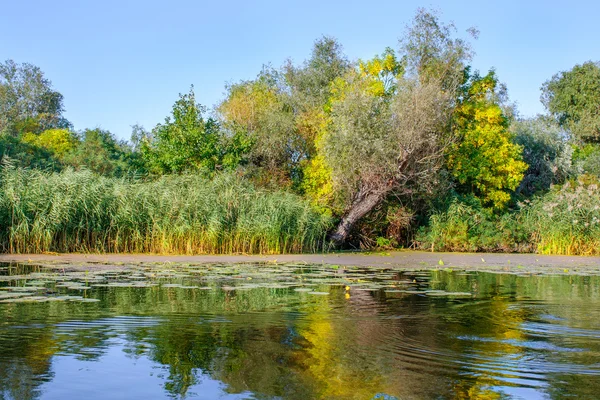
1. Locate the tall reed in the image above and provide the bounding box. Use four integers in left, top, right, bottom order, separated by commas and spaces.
0, 166, 331, 254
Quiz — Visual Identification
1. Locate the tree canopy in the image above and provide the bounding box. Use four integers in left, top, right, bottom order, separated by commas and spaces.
141, 87, 225, 174
447, 71, 528, 209
0, 60, 70, 136
542, 61, 600, 143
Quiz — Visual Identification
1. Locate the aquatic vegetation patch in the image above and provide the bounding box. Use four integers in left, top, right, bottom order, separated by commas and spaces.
0, 261, 483, 304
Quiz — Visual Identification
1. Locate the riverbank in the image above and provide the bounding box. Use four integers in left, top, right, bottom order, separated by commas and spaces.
2, 251, 600, 275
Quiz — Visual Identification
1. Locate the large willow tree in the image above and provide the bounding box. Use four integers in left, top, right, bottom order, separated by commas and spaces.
324, 9, 475, 244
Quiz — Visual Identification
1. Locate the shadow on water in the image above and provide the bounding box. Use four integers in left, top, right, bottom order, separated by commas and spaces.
0, 261, 599, 399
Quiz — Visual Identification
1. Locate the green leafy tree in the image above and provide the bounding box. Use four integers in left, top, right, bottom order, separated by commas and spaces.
512, 117, 573, 196
0, 60, 70, 136
447, 71, 527, 209
142, 87, 225, 174
541, 61, 600, 142
67, 128, 131, 176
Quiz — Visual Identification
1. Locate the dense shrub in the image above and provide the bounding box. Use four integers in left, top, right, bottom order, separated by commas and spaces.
573, 144, 600, 177
417, 178, 600, 255
521, 176, 600, 255
416, 196, 517, 252
512, 118, 573, 196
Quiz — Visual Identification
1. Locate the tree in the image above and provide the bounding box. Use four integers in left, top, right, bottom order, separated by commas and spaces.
218, 74, 297, 184
447, 71, 528, 209
325, 9, 474, 245
541, 61, 600, 142
0, 60, 70, 135
22, 128, 78, 160
67, 128, 131, 176
512, 117, 573, 196
284, 36, 351, 109
0, 131, 60, 170
142, 87, 225, 174
218, 38, 352, 188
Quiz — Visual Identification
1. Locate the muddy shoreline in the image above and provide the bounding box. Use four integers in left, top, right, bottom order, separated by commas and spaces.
2, 251, 600, 275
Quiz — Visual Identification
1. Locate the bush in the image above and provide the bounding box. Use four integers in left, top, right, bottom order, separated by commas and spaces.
416, 196, 511, 252
521, 176, 600, 255
573, 144, 600, 177
417, 179, 600, 255
512, 117, 573, 196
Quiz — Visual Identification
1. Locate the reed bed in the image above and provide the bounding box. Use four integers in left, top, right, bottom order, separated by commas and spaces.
0, 166, 331, 254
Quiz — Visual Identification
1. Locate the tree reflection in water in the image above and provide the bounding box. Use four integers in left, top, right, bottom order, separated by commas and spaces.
0, 265, 599, 399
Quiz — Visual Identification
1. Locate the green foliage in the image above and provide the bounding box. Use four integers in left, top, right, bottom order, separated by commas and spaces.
0, 166, 331, 254
142, 87, 227, 174
219, 76, 300, 186
512, 117, 574, 196
322, 9, 475, 246
541, 61, 600, 142
447, 71, 528, 209
284, 36, 351, 108
572, 143, 600, 177
0, 59, 70, 135
3, 19, 600, 255
520, 176, 600, 255
416, 196, 519, 252
66, 128, 132, 176
219, 37, 352, 189
325, 66, 395, 198
401, 8, 477, 87
0, 131, 61, 170
322, 43, 453, 205
419, 176, 600, 255
375, 236, 393, 249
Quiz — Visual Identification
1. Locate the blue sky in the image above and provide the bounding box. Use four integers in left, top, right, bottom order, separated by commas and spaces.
1, 0, 599, 140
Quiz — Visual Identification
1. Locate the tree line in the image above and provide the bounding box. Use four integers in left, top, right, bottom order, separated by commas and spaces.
2, 8, 600, 253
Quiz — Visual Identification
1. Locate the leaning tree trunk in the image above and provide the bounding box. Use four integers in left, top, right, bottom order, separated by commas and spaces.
329, 185, 391, 247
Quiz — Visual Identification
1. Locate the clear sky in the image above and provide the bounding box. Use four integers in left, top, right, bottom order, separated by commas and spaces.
1, 0, 599, 140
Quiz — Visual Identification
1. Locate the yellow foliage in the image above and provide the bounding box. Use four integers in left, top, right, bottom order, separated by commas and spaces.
448, 73, 528, 209
296, 108, 328, 152
300, 108, 337, 214
308, 48, 403, 213
357, 47, 403, 97
219, 81, 279, 131
22, 129, 78, 158
302, 154, 335, 215
295, 301, 385, 399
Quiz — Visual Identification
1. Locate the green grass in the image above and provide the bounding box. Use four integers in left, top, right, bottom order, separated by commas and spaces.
0, 165, 332, 254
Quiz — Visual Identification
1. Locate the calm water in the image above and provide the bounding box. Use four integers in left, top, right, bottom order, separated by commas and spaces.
0, 262, 599, 400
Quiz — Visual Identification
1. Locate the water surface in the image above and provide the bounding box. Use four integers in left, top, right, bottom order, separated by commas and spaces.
0, 262, 599, 399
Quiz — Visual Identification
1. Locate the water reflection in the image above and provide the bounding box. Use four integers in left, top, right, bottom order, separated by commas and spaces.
0, 263, 599, 399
